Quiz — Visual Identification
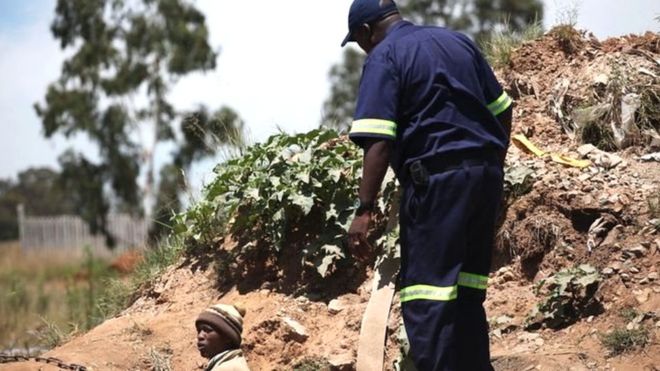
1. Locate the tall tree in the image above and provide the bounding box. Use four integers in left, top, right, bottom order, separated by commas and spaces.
321, 48, 364, 130
322, 0, 543, 129
35, 0, 242, 245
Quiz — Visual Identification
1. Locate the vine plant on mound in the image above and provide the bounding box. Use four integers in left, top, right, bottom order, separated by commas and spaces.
174, 129, 531, 294
173, 129, 398, 293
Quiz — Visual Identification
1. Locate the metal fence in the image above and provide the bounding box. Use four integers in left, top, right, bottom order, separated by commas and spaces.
17, 205, 148, 257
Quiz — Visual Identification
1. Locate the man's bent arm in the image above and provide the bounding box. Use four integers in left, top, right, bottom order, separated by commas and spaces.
359, 139, 392, 204
496, 106, 513, 164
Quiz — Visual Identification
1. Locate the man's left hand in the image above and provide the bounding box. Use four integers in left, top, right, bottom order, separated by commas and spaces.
348, 211, 372, 261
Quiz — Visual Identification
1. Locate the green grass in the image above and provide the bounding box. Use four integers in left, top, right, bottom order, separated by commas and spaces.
0, 244, 117, 350
96, 237, 184, 320
482, 21, 544, 68
293, 357, 330, 371
0, 238, 183, 352
619, 307, 640, 322
600, 327, 650, 356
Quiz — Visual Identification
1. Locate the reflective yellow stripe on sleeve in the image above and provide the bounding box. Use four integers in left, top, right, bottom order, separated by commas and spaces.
457, 272, 488, 290
487, 92, 513, 116
349, 119, 397, 138
400, 284, 458, 302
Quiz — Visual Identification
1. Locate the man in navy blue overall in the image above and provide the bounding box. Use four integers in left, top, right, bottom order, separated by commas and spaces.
342, 1, 513, 370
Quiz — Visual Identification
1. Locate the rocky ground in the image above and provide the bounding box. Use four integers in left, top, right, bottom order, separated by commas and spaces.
1, 29, 659, 371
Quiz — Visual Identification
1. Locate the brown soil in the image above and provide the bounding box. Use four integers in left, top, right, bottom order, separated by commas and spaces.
2, 29, 659, 371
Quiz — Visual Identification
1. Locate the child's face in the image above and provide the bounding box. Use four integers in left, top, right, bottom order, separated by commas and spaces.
196, 322, 226, 359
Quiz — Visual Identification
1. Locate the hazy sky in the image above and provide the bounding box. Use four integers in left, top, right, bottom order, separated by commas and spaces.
0, 0, 658, 186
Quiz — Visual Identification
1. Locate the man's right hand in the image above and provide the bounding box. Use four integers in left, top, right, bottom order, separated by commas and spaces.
347, 210, 373, 261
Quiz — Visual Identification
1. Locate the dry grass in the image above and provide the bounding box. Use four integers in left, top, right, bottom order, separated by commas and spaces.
601, 327, 650, 356
0, 243, 117, 351
145, 346, 173, 371
482, 21, 544, 68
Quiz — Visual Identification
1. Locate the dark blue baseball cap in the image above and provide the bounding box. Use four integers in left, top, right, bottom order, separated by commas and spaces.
341, 0, 399, 47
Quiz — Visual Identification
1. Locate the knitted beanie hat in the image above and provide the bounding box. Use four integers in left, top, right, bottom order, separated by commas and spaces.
196, 303, 246, 348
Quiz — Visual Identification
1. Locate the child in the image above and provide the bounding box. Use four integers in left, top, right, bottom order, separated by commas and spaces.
195, 303, 250, 371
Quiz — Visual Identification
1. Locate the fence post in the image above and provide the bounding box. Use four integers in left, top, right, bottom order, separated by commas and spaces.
17, 204, 26, 250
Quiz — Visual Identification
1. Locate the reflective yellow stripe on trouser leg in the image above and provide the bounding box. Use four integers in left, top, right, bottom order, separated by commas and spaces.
399, 284, 458, 302
457, 272, 488, 290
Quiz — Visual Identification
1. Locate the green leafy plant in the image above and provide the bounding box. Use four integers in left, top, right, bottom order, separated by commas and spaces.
600, 327, 649, 356
503, 164, 535, 200
526, 264, 603, 329
174, 129, 397, 286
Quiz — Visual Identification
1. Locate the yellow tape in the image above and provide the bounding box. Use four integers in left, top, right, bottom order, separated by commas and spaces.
512, 134, 546, 157
550, 153, 591, 168
512, 134, 590, 169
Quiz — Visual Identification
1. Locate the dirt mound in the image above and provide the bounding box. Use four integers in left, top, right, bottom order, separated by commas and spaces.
2, 30, 659, 371
0, 261, 392, 370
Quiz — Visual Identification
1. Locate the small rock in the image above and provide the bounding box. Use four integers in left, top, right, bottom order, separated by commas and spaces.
607, 194, 620, 204
328, 353, 354, 371
620, 273, 631, 282
648, 272, 658, 281
577, 144, 597, 157
633, 289, 651, 304
632, 313, 647, 325
602, 267, 614, 276
328, 299, 345, 314
630, 266, 640, 274
578, 173, 593, 182
295, 296, 310, 305
626, 322, 640, 331
593, 73, 609, 85
283, 317, 308, 343
518, 332, 540, 342
592, 151, 623, 169
609, 261, 622, 272
639, 278, 649, 285
602, 225, 623, 246
625, 245, 647, 258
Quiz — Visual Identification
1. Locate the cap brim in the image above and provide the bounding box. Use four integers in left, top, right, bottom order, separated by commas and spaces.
341, 31, 353, 47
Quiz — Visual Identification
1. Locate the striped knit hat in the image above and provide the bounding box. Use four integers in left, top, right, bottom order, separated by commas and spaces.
196, 303, 246, 347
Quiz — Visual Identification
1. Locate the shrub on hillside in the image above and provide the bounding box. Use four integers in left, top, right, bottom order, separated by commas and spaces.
526, 264, 603, 329
173, 130, 398, 287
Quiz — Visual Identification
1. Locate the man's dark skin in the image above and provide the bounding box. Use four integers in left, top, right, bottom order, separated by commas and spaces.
347, 11, 513, 259
196, 322, 234, 359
